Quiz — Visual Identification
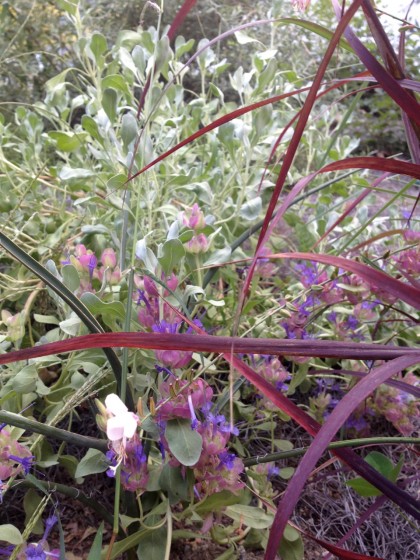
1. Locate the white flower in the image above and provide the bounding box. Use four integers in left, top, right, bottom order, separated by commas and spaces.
105, 394, 138, 447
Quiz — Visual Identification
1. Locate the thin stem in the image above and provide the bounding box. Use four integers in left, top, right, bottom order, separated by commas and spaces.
243, 437, 420, 467
121, 268, 135, 403
0, 410, 108, 452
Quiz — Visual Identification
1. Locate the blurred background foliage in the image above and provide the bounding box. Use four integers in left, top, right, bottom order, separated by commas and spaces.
0, 0, 418, 154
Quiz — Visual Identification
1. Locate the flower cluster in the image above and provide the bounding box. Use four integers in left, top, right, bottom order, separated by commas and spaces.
157, 378, 244, 496
180, 203, 209, 254
96, 394, 149, 493
1, 310, 25, 343
250, 462, 280, 500
394, 245, 420, 276
61, 244, 121, 294
136, 274, 195, 369
281, 262, 380, 343
0, 429, 33, 485
255, 356, 290, 411
10, 516, 60, 559
368, 373, 419, 436
291, 0, 311, 11
0, 514, 59, 558
106, 436, 149, 492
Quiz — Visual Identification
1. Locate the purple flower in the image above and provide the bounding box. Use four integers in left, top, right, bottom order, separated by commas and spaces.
155, 364, 177, 379
8, 454, 33, 475
345, 415, 368, 432
0, 545, 14, 559
218, 452, 236, 470
25, 543, 47, 559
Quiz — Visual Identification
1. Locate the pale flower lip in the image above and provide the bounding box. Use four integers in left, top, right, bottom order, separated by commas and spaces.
105, 394, 138, 442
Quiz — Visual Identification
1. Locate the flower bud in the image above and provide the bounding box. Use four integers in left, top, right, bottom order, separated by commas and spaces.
101, 248, 117, 268
186, 233, 209, 254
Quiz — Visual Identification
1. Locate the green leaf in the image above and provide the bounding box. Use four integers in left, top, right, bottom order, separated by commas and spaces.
11, 364, 37, 393
203, 247, 232, 267
82, 115, 101, 142
279, 467, 295, 480
49, 131, 82, 152
61, 264, 80, 292
155, 35, 171, 71
24, 490, 43, 535
283, 524, 300, 542
102, 74, 131, 96
225, 505, 274, 529
59, 315, 82, 336
137, 525, 167, 560
194, 490, 242, 516
75, 449, 107, 479
102, 88, 118, 123
89, 33, 108, 61
107, 173, 127, 190
59, 167, 95, 180
87, 522, 104, 560
278, 533, 304, 560
0, 524, 23, 545
56, 0, 79, 16
121, 113, 138, 147
135, 239, 158, 272
102, 528, 151, 560
45, 68, 73, 92
273, 439, 294, 452
158, 239, 185, 275
295, 223, 317, 252
346, 451, 404, 497
165, 418, 202, 467
159, 465, 191, 503
33, 314, 60, 325
132, 45, 146, 73
240, 197, 262, 220
174, 37, 195, 59
80, 292, 126, 324
234, 30, 263, 46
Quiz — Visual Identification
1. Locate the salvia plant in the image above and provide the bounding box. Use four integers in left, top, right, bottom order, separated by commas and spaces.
0, 0, 419, 559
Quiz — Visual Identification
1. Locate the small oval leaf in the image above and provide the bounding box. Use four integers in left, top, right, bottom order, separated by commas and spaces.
165, 418, 202, 466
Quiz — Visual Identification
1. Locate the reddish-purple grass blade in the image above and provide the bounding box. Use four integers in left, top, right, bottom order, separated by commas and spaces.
360, 0, 420, 161
166, 0, 197, 42
265, 354, 420, 559
2, 333, 420, 366
305, 528, 385, 560
342, 76, 420, 93
269, 251, 420, 310
313, 369, 420, 399
331, 0, 420, 127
